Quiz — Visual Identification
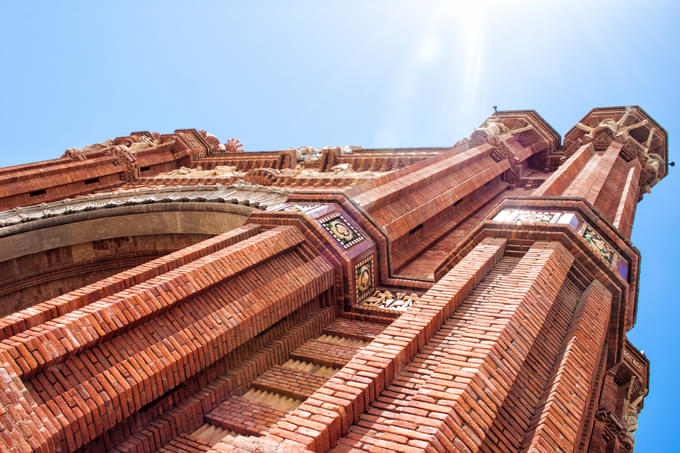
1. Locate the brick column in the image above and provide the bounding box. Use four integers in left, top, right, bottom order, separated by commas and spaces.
612, 162, 641, 238
534, 143, 595, 197
523, 281, 613, 452
563, 142, 622, 204
397, 241, 574, 452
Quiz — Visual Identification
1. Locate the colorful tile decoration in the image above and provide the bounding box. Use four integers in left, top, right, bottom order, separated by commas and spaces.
319, 211, 366, 250
492, 208, 629, 280
354, 255, 374, 302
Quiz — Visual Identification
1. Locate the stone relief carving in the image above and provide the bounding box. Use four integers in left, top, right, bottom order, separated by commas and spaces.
624, 377, 647, 442
158, 166, 246, 178
573, 107, 666, 195
295, 146, 323, 161
62, 133, 164, 161
279, 163, 387, 179
62, 148, 87, 161
574, 107, 648, 141
361, 289, 418, 311
62, 139, 115, 160
469, 117, 534, 145
641, 152, 664, 194
156, 163, 388, 182
108, 145, 140, 181
0, 185, 291, 230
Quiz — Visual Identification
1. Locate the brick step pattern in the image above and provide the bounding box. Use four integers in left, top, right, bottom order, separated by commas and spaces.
204, 392, 298, 436
99, 306, 337, 453
281, 359, 337, 378
191, 425, 238, 445
336, 309, 398, 325
290, 336, 367, 368
322, 317, 387, 342
158, 434, 213, 453
251, 364, 331, 401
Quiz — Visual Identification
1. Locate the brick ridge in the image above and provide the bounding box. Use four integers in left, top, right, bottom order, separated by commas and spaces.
351, 145, 491, 211
523, 280, 613, 452
403, 242, 575, 451
108, 306, 337, 453
42, 252, 335, 451
0, 226, 305, 378
0, 224, 261, 341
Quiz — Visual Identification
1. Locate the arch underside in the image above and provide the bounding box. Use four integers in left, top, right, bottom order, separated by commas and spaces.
0, 185, 290, 316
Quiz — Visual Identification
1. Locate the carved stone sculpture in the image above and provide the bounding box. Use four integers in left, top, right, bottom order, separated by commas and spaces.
362, 289, 418, 311
108, 145, 140, 181
575, 107, 648, 141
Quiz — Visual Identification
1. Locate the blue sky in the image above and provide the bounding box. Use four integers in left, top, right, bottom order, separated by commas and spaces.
1, 1, 678, 451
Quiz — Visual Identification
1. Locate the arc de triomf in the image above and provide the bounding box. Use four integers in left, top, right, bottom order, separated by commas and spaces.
0, 106, 665, 452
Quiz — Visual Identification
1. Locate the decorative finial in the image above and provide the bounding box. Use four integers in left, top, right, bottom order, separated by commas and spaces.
493, 105, 498, 114
225, 138, 244, 153
670, 161, 675, 167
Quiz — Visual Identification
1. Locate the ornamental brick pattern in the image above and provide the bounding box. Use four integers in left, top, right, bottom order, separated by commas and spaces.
0, 106, 665, 452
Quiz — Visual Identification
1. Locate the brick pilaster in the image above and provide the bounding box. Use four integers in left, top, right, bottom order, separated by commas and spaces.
254, 237, 507, 452
524, 281, 613, 452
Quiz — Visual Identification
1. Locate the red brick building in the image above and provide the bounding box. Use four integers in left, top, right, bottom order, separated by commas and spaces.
0, 106, 664, 452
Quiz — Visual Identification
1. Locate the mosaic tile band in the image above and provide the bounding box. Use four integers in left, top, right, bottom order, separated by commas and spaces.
492, 208, 629, 280
318, 211, 366, 250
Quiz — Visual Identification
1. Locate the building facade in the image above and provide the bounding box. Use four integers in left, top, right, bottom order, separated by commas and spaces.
0, 106, 665, 452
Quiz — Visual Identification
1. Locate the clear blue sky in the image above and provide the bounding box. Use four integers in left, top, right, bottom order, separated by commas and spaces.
1, 1, 677, 451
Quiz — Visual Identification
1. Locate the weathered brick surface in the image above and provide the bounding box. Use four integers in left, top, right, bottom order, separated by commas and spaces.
329, 242, 575, 452
350, 145, 510, 241
101, 305, 336, 453
534, 143, 595, 197
158, 434, 213, 453
0, 225, 335, 452
290, 339, 365, 369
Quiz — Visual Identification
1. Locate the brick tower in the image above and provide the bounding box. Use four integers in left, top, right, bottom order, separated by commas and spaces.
0, 106, 665, 452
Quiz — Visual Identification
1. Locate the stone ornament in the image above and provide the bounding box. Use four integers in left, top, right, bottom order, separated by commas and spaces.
361, 289, 418, 311
569, 106, 667, 196
0, 185, 291, 230
159, 166, 246, 178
